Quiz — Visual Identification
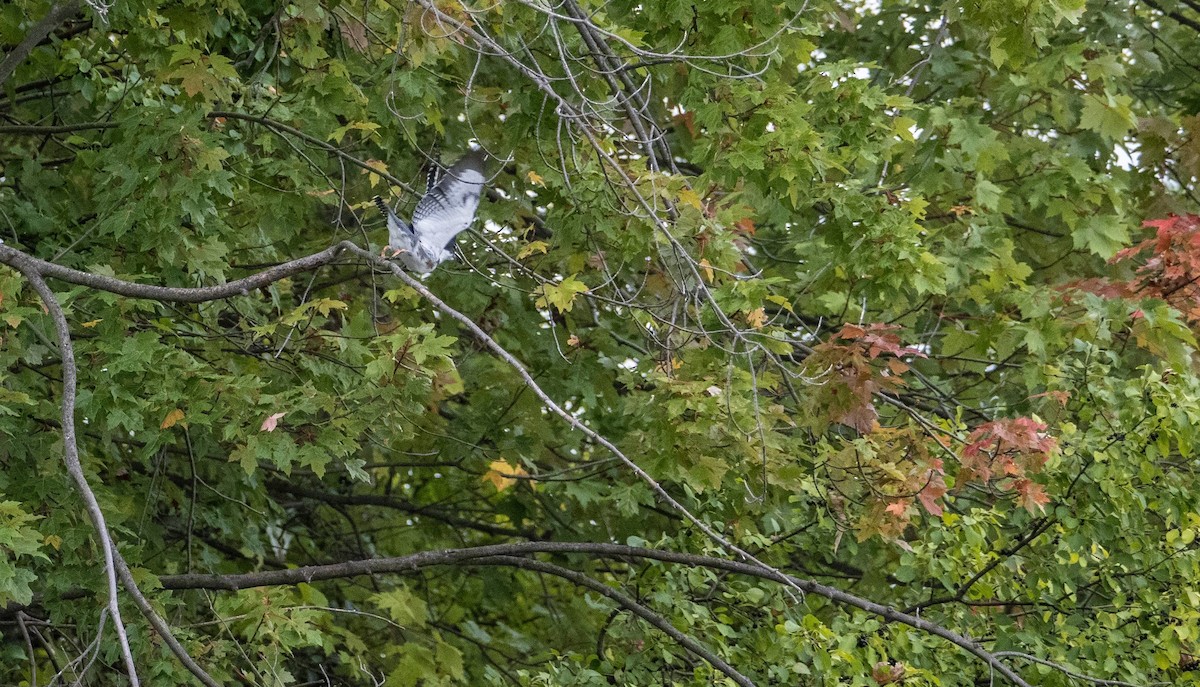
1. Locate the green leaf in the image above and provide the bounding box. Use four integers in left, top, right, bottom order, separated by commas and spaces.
1073, 215, 1130, 258
371, 587, 428, 628
535, 275, 589, 313
1079, 94, 1135, 140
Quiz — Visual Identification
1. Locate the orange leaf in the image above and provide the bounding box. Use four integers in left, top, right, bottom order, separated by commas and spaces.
160, 408, 185, 429
745, 307, 766, 329
483, 459, 527, 492
733, 217, 756, 235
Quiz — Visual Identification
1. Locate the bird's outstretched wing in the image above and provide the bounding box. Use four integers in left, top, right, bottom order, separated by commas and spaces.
421, 142, 442, 192
412, 150, 486, 250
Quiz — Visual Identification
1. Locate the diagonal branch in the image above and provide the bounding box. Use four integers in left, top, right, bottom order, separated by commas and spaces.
0, 241, 353, 302
152, 540, 1032, 687
14, 265, 141, 687
474, 555, 755, 687
0, 0, 82, 87
4, 254, 233, 687
0, 239, 1043, 685
340, 244, 805, 595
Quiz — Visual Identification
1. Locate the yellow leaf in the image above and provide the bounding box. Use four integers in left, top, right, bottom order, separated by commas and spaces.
765, 294, 793, 313
698, 258, 714, 282
678, 188, 703, 210
746, 307, 766, 329
527, 170, 545, 186
4, 314, 21, 328
363, 159, 389, 188
517, 241, 550, 259
43, 534, 62, 551
82, 319, 103, 328
160, 408, 185, 429
328, 121, 380, 144
535, 275, 589, 313
483, 459, 527, 492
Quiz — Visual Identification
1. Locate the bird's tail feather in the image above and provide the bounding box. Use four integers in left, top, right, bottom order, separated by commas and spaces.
372, 195, 390, 217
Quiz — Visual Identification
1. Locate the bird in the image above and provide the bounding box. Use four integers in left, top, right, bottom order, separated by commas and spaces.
373, 150, 486, 274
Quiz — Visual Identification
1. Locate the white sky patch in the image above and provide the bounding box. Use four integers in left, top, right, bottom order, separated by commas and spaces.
855, 0, 883, 15
619, 358, 639, 371
1113, 143, 1139, 171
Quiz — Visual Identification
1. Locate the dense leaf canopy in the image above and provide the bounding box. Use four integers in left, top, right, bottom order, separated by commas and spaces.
3, 0, 1200, 685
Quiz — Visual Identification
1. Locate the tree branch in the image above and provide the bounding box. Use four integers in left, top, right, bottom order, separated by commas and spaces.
267, 478, 538, 539
340, 244, 805, 597
153, 540, 1033, 687
0, 242, 353, 303
1141, 0, 1200, 34
14, 267, 141, 686
474, 555, 755, 687
0, 0, 81, 87
5, 253, 233, 687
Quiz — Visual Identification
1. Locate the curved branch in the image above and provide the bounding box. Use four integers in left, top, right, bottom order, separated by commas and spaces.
340, 244, 802, 594
0, 242, 352, 303
6, 256, 235, 687
475, 555, 755, 687
0, 0, 81, 87
8, 239, 884, 640
267, 478, 538, 539
15, 267, 140, 686
154, 540, 1032, 687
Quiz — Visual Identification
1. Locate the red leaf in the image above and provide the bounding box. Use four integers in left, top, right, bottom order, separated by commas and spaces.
917, 481, 946, 517
1013, 479, 1051, 513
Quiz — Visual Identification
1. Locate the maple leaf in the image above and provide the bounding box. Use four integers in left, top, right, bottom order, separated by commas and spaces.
836, 399, 878, 433
745, 307, 766, 329
733, 217, 756, 235
884, 501, 909, 517
1031, 390, 1069, 406
535, 275, 589, 313
916, 477, 946, 516
517, 240, 549, 259
1013, 479, 1050, 513
260, 412, 286, 432
483, 459, 528, 492
160, 408, 185, 429
673, 111, 697, 139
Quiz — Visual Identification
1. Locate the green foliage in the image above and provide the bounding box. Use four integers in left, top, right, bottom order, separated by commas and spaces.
3, 0, 1200, 685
